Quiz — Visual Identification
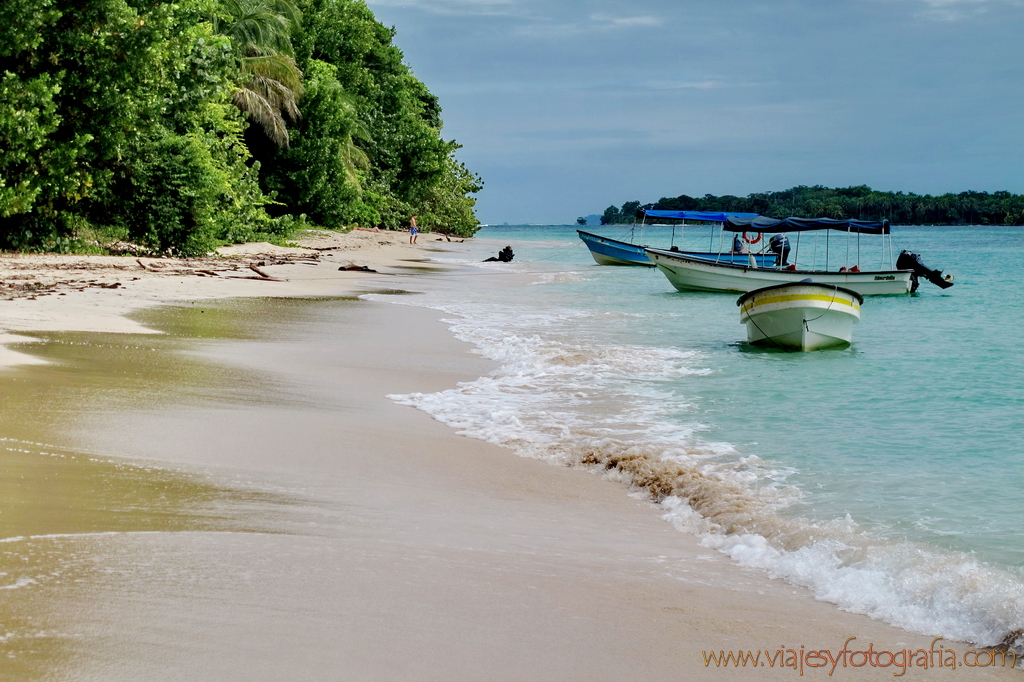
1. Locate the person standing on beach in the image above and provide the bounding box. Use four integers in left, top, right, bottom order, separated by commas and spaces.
409, 215, 418, 244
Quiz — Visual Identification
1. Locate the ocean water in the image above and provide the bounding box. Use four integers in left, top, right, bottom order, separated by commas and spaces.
381, 224, 1024, 650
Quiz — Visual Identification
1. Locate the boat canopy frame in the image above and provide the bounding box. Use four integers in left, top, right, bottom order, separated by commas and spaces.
638, 211, 897, 271
642, 210, 761, 223
723, 216, 890, 235
636, 211, 893, 270
638, 210, 764, 253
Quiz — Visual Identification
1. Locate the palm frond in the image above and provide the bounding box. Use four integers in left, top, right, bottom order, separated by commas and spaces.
245, 73, 300, 121
219, 0, 300, 56
216, 0, 304, 147
232, 87, 290, 147
239, 53, 303, 96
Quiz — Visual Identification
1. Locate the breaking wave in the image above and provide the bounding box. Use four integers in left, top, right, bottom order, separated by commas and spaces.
380, 295, 1024, 654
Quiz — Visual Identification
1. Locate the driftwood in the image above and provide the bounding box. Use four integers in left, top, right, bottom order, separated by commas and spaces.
339, 264, 377, 272
249, 264, 273, 279
0, 250, 330, 301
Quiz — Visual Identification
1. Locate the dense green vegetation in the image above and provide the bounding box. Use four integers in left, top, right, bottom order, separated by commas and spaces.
0, 0, 482, 255
595, 186, 1024, 226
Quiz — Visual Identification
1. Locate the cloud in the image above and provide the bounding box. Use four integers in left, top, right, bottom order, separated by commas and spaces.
917, 0, 992, 20
366, 0, 666, 27
643, 79, 725, 91
514, 127, 653, 142
513, 11, 665, 37
365, 0, 521, 17
892, 0, 1024, 21
589, 13, 664, 28
857, 0, 1023, 21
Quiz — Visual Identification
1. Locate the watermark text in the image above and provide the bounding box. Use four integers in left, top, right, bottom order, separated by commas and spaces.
702, 637, 1016, 676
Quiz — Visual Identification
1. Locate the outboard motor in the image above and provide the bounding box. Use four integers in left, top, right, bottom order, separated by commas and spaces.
768, 234, 791, 266
896, 250, 954, 292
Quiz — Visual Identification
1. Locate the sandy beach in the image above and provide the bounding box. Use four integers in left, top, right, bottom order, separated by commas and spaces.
0, 231, 1019, 681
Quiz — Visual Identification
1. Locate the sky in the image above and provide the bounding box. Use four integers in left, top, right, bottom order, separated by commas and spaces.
365, 0, 1024, 224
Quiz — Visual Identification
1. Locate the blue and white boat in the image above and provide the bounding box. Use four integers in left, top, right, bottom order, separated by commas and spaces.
576, 230, 656, 266
578, 210, 768, 267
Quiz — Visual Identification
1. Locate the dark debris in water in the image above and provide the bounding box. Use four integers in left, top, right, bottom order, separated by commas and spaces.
993, 629, 1024, 653
365, 288, 422, 296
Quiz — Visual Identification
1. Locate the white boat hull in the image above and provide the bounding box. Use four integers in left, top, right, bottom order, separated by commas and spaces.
646, 248, 912, 296
738, 283, 862, 351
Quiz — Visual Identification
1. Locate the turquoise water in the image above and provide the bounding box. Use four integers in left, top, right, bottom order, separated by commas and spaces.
388, 224, 1024, 647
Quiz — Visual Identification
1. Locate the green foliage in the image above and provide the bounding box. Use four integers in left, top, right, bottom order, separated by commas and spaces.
216, 0, 304, 148
290, 0, 480, 233
415, 154, 483, 237
117, 118, 275, 255
0, 72, 63, 218
0, 0, 275, 254
600, 205, 621, 225
0, 0, 61, 57
598, 186, 1024, 226
0, 0, 481, 254
255, 58, 369, 227
600, 201, 642, 225
0, 0, 64, 221
117, 134, 224, 255
216, 0, 302, 57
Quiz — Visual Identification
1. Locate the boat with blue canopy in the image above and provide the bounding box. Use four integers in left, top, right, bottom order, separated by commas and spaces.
577, 210, 769, 267
645, 215, 954, 296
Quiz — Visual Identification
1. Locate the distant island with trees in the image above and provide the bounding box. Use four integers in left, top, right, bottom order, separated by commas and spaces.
584, 185, 1024, 226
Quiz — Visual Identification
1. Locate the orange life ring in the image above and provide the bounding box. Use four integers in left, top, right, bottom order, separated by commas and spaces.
743, 231, 762, 244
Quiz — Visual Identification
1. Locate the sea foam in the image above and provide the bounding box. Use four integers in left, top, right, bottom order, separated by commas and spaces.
377, 292, 1024, 653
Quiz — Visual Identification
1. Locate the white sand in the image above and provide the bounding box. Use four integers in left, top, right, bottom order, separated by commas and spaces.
0, 229, 444, 353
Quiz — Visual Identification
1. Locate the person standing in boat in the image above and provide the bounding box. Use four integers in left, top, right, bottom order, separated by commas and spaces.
769, 233, 790, 266
731, 234, 749, 254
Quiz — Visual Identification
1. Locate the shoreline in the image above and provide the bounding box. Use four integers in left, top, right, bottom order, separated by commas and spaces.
0, 229, 456, 363
0, 234, 1019, 679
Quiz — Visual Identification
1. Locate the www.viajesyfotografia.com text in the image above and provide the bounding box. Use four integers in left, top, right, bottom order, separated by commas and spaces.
702, 637, 1017, 675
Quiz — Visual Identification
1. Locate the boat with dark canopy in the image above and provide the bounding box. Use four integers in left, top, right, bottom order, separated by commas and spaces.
645, 215, 954, 296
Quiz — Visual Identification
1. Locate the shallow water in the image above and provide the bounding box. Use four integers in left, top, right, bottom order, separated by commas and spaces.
387, 223, 1024, 649
0, 294, 512, 681
0, 307, 296, 679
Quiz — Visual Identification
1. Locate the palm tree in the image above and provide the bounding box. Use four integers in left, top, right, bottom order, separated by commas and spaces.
308, 64, 371, 191
214, 0, 304, 147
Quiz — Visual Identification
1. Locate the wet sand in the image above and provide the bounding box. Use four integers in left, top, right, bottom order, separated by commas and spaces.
0, 237, 1019, 680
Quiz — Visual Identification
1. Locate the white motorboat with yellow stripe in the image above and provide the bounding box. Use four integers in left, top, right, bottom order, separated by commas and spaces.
737, 281, 863, 351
